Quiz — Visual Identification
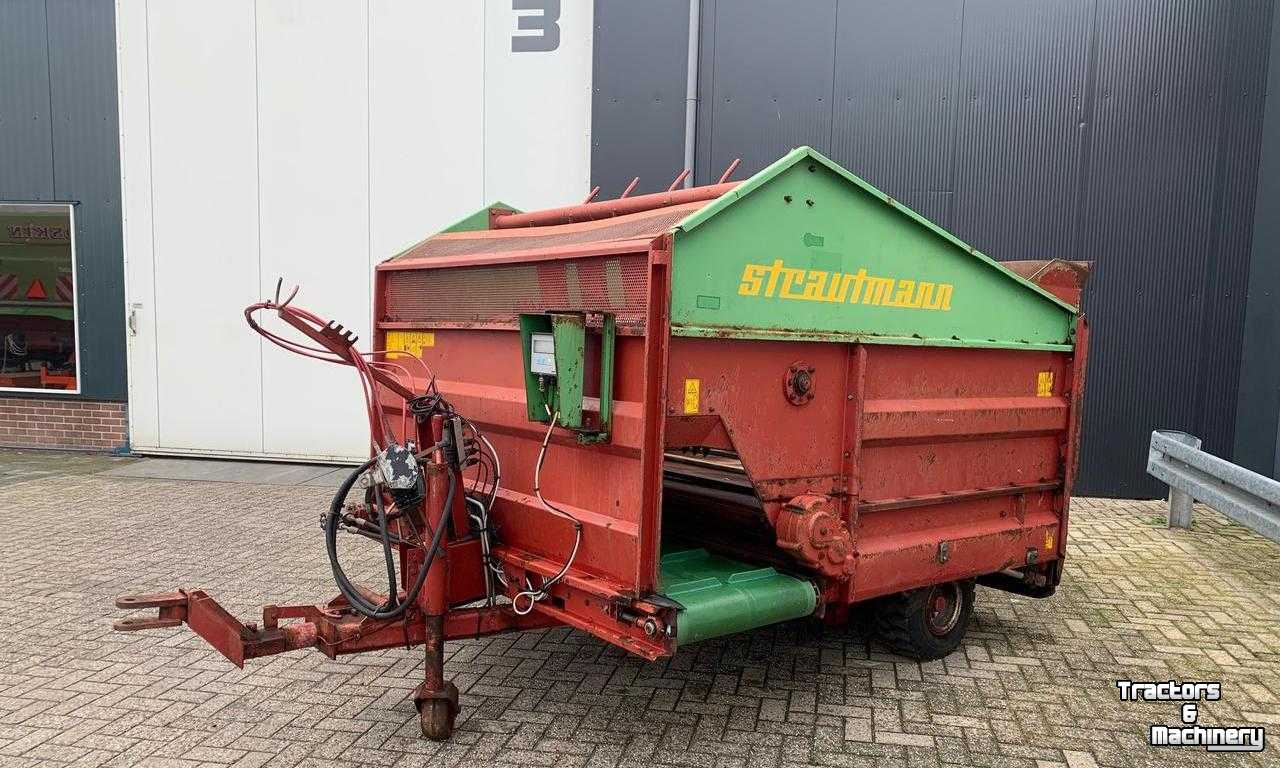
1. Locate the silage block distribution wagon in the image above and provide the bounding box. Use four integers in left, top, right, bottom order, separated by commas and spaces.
116, 147, 1088, 739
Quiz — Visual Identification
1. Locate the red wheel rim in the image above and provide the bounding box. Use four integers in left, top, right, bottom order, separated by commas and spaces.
925, 582, 962, 637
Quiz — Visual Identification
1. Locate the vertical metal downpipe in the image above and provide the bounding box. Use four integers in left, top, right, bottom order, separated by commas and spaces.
682, 0, 701, 188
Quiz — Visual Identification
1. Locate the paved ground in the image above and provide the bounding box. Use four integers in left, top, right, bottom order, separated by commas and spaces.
96, 457, 353, 488
0, 449, 1276, 768
0, 448, 134, 487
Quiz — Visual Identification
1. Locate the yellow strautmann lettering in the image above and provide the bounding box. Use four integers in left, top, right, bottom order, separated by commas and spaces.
737, 259, 952, 311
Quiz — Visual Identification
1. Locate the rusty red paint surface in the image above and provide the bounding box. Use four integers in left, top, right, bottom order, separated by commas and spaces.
1004, 260, 1091, 307
663, 337, 1079, 605
365, 199, 1090, 651
490, 182, 737, 229
116, 174, 1088, 679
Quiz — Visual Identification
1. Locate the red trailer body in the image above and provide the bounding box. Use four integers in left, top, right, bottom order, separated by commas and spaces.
116, 147, 1089, 739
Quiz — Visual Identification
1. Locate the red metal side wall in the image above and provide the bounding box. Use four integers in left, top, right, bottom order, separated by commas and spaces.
850, 345, 1070, 601
664, 337, 1082, 605
373, 248, 668, 601
372, 238, 1085, 618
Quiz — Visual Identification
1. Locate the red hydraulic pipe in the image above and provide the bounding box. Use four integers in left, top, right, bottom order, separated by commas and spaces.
717, 158, 742, 184
414, 413, 458, 739
419, 415, 450, 619
491, 181, 740, 229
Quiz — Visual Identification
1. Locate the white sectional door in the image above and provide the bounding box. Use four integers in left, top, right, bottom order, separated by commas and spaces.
118, 0, 592, 461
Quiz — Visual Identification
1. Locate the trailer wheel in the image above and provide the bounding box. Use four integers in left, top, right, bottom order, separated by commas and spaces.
419, 699, 456, 741
873, 580, 975, 661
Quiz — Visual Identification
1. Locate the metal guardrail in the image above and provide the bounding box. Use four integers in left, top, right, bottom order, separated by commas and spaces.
1146, 430, 1280, 544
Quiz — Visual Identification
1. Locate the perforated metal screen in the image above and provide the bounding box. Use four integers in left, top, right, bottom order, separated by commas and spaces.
389, 206, 696, 261
383, 254, 650, 328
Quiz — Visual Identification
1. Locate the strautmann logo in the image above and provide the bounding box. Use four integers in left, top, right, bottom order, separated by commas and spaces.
736, 259, 953, 311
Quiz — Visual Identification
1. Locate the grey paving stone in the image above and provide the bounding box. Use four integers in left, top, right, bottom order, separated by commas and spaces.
97, 458, 349, 486
0, 469, 1276, 767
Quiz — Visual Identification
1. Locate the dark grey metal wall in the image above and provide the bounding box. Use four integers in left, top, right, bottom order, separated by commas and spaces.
0, 0, 125, 401
592, 0, 1276, 498
1234, 7, 1280, 479
591, 0, 691, 197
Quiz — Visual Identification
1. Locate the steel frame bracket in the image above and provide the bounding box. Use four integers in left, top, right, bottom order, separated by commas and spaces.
113, 589, 565, 666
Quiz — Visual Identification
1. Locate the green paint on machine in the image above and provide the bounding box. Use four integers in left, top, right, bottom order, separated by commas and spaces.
659, 548, 817, 646
518, 312, 616, 442
439, 201, 520, 234
668, 147, 1078, 350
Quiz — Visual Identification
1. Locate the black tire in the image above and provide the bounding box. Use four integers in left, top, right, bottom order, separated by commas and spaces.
872, 579, 975, 661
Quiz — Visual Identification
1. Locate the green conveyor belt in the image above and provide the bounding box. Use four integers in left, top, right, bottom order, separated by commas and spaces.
658, 548, 817, 645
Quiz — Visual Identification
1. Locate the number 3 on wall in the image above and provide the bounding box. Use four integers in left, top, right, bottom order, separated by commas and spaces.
511, 0, 560, 52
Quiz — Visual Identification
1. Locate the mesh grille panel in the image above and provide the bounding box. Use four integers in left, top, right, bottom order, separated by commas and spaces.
391, 206, 695, 261
384, 255, 649, 326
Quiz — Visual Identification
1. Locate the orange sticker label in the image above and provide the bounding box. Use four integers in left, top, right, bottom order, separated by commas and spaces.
683, 379, 700, 414
1036, 371, 1054, 397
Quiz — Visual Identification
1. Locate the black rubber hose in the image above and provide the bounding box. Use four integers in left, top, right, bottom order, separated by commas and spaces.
326, 466, 449, 619
372, 492, 399, 608
325, 461, 452, 620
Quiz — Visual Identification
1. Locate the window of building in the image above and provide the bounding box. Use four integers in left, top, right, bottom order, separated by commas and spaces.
0, 203, 79, 393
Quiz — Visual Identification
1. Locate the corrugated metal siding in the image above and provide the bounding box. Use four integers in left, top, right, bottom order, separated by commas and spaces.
592, 0, 1276, 497
829, 0, 963, 225
0, 0, 125, 401
1074, 0, 1270, 496
948, 0, 1095, 262
694, 0, 837, 186
47, 0, 126, 402
1234, 1, 1280, 478
590, 0, 690, 197
1207, 0, 1275, 474
0, 0, 55, 200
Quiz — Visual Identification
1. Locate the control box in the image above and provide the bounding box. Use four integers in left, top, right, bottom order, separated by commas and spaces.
529, 332, 557, 376
518, 312, 615, 442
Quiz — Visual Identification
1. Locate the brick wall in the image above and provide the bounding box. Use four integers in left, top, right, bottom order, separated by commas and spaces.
0, 397, 127, 451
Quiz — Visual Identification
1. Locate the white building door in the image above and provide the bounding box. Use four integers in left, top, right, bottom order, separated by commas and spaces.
117, 0, 592, 461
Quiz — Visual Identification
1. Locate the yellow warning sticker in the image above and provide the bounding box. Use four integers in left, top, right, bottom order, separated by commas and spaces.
1044, 530, 1055, 551
683, 378, 700, 414
1036, 370, 1054, 397
385, 330, 435, 357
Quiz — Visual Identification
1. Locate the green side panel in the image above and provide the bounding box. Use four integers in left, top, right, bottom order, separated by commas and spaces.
659, 549, 817, 646
519, 312, 616, 440
596, 314, 616, 430
550, 313, 586, 429
440, 200, 520, 233
518, 314, 553, 422
670, 148, 1077, 349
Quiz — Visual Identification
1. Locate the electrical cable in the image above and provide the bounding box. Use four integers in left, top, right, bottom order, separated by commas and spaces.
466, 496, 497, 606
245, 286, 505, 622
511, 410, 583, 616
371, 491, 399, 608
245, 298, 399, 451
325, 460, 454, 620
458, 417, 505, 595
471, 425, 502, 509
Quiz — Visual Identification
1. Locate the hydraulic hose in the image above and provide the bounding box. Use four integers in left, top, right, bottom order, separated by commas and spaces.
372, 492, 399, 609
325, 460, 454, 620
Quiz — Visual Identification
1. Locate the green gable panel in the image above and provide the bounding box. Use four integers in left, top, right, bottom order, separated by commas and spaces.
669, 149, 1076, 350
439, 201, 520, 234
386, 201, 522, 262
